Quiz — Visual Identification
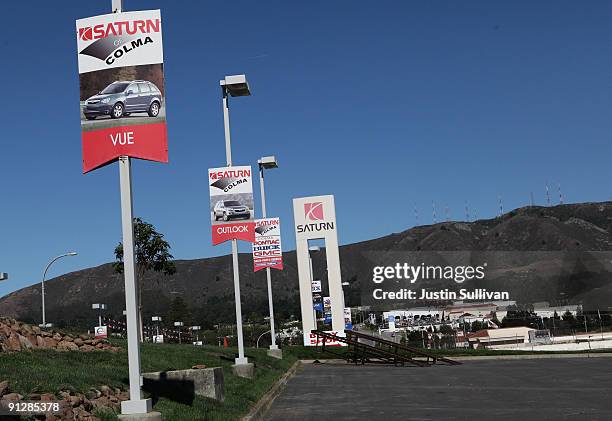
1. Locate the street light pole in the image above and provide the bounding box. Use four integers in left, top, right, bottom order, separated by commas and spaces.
92, 304, 106, 327
258, 156, 281, 358
220, 75, 251, 368
40, 252, 77, 327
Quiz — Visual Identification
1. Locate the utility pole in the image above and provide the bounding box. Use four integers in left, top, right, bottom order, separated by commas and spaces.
432, 201, 437, 224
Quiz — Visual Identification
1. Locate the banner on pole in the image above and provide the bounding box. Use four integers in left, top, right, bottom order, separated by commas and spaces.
208, 166, 255, 245
76, 10, 168, 173
252, 217, 283, 271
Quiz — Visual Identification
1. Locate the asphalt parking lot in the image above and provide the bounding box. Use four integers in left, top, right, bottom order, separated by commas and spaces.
265, 358, 612, 421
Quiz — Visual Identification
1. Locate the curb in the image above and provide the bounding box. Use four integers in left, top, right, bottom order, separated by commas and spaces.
450, 352, 612, 361
241, 360, 302, 421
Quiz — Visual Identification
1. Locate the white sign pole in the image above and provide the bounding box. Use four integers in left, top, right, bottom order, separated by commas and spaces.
222, 87, 248, 366
119, 157, 150, 414
112, 0, 151, 415
259, 167, 279, 354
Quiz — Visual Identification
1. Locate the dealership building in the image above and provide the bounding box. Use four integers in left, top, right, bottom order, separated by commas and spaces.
467, 326, 536, 349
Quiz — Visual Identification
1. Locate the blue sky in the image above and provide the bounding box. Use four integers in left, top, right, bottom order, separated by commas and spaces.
1, 1, 612, 297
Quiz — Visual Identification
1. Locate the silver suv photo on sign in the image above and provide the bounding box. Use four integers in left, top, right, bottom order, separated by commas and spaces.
83, 80, 162, 120
213, 200, 251, 221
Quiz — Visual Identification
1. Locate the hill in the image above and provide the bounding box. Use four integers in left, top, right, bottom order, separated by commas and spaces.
2, 201, 612, 328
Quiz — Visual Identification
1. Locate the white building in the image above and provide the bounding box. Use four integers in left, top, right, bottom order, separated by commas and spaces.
468, 326, 536, 349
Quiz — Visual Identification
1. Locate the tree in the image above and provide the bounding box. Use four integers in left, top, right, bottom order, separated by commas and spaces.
114, 217, 176, 341
167, 296, 191, 326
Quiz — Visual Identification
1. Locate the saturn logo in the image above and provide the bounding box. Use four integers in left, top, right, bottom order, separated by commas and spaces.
304, 202, 324, 221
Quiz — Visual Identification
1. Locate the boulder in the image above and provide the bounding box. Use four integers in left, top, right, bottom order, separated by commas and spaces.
73, 338, 84, 347
2, 393, 23, 400
5, 333, 22, 352
99, 385, 112, 396
36, 336, 47, 348
17, 334, 33, 350
68, 394, 83, 407
57, 341, 79, 351
79, 345, 96, 352
41, 393, 56, 401
42, 337, 58, 348
0, 380, 9, 396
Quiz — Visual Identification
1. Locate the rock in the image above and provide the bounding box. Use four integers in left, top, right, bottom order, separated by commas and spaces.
26, 334, 38, 348
82, 397, 93, 411
79, 345, 95, 352
2, 393, 23, 400
41, 393, 56, 401
83, 339, 93, 345
20, 324, 33, 335
99, 385, 112, 396
73, 338, 84, 346
192, 364, 207, 369
88, 388, 102, 399
52, 333, 62, 342
79, 334, 89, 340
45, 414, 59, 421
36, 336, 47, 348
0, 380, 9, 396
17, 334, 33, 350
63, 335, 74, 342
68, 395, 83, 407
58, 391, 70, 399
60, 407, 74, 420
29, 393, 41, 400
57, 341, 79, 351
72, 406, 91, 419
32, 326, 41, 335
5, 333, 22, 352
42, 337, 58, 348
40, 330, 52, 337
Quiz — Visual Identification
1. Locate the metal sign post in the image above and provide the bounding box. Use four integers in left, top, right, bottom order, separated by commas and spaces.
111, 1, 153, 416
258, 161, 281, 359
119, 156, 151, 414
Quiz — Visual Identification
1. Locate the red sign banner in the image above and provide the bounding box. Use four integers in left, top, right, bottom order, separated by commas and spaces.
82, 123, 168, 173
212, 221, 255, 245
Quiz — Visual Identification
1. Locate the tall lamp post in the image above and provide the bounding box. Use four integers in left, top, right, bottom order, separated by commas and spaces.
257, 155, 282, 359
174, 321, 184, 344
152, 316, 162, 341
191, 325, 201, 345
40, 252, 77, 328
220, 74, 253, 372
92, 303, 107, 327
